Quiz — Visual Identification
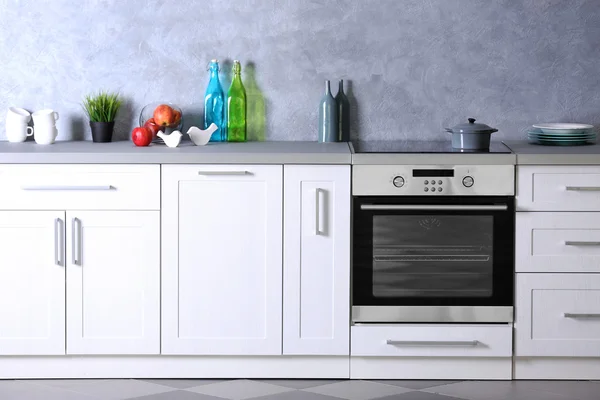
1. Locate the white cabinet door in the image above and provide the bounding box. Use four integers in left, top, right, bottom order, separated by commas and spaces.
162, 165, 283, 355
516, 212, 600, 272
516, 273, 600, 356
0, 211, 65, 355
283, 165, 350, 355
66, 211, 160, 355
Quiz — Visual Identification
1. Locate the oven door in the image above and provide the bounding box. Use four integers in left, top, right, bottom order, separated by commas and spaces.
352, 196, 514, 323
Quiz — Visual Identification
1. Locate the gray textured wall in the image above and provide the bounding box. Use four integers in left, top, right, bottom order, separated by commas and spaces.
1, 0, 599, 142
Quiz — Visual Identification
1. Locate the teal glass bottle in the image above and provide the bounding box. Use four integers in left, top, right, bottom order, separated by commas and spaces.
318, 80, 338, 142
204, 59, 225, 142
227, 60, 247, 142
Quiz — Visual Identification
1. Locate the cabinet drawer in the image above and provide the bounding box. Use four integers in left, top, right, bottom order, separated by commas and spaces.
351, 325, 512, 357
517, 166, 600, 211
516, 213, 600, 272
516, 274, 600, 356
0, 165, 159, 210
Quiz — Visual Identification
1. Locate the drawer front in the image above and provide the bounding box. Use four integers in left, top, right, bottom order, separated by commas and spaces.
351, 324, 512, 357
516, 274, 600, 356
517, 166, 600, 211
516, 212, 600, 272
0, 165, 160, 210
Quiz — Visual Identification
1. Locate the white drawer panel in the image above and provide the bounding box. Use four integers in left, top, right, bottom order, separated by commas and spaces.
351, 324, 512, 357
516, 212, 600, 272
516, 274, 600, 356
517, 166, 600, 211
0, 165, 160, 210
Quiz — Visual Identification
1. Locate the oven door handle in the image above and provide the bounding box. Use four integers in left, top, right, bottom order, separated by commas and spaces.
360, 204, 508, 211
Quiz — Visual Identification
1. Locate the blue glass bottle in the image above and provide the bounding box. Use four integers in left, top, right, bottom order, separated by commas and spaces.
204, 59, 225, 142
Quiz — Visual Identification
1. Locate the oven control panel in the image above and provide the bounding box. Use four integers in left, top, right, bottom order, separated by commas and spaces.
352, 165, 514, 196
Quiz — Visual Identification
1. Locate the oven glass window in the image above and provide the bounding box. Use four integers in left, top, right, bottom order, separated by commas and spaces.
373, 215, 493, 298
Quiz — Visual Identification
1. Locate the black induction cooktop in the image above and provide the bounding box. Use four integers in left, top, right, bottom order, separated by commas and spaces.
351, 141, 512, 154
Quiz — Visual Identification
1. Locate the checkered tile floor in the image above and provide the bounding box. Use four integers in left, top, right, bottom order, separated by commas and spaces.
1, 379, 598, 399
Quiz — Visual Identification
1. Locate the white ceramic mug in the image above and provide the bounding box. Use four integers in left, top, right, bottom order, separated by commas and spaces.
32, 109, 59, 126
5, 121, 34, 143
6, 107, 31, 125
33, 125, 58, 145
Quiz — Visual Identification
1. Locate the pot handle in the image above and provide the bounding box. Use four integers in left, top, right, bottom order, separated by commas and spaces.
444, 128, 453, 133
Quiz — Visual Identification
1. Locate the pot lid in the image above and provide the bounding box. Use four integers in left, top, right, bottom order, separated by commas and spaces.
445, 118, 498, 134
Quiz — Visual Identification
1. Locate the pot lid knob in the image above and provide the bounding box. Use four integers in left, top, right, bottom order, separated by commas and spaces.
468, 118, 476, 123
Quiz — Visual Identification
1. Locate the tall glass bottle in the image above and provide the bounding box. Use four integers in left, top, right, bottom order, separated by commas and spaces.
227, 60, 247, 142
335, 80, 350, 141
204, 59, 225, 142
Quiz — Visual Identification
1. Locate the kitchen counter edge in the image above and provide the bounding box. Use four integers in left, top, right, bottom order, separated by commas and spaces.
503, 140, 600, 165
0, 141, 352, 164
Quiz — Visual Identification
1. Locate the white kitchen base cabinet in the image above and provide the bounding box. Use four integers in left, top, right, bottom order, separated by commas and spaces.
66, 211, 160, 355
0, 211, 65, 355
161, 165, 283, 355
283, 165, 350, 356
516, 273, 600, 357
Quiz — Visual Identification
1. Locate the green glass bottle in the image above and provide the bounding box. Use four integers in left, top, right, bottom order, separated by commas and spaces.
227, 60, 247, 142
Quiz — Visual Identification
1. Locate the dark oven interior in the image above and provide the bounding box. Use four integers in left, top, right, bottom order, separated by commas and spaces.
352, 196, 515, 308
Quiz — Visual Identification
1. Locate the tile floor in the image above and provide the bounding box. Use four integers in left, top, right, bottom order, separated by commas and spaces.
1, 379, 599, 400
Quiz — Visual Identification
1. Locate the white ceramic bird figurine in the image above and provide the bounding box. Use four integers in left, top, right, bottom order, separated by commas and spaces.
157, 130, 183, 148
187, 123, 217, 146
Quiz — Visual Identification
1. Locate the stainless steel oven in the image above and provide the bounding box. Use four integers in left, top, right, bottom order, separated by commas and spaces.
352, 164, 515, 323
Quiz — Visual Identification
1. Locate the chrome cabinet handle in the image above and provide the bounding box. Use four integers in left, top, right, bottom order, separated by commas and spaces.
197, 171, 251, 176
22, 185, 115, 191
566, 186, 600, 192
386, 340, 479, 347
72, 218, 81, 266
564, 313, 600, 319
361, 204, 507, 211
565, 241, 600, 246
54, 218, 64, 266
315, 188, 321, 236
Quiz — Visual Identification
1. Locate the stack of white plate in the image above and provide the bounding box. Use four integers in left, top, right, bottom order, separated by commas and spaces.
528, 123, 596, 146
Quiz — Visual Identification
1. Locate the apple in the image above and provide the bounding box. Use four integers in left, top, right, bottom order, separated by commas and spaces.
131, 126, 153, 147
153, 104, 177, 127
172, 110, 182, 126
144, 117, 162, 138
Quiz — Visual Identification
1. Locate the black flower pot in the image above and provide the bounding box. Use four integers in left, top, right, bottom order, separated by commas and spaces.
90, 121, 115, 143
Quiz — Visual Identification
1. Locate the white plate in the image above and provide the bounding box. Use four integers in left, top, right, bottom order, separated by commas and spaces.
533, 123, 594, 130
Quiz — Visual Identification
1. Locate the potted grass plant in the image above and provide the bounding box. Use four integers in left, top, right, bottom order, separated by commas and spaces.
82, 91, 123, 142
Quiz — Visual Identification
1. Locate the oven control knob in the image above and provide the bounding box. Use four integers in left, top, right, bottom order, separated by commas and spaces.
463, 176, 475, 188
392, 176, 405, 188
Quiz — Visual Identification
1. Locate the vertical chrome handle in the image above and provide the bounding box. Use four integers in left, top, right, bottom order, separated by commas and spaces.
315, 188, 321, 236
54, 218, 64, 266
72, 217, 81, 266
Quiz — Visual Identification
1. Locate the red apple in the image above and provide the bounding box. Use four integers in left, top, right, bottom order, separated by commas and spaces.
172, 110, 182, 126
144, 117, 161, 138
153, 104, 176, 127
131, 126, 153, 147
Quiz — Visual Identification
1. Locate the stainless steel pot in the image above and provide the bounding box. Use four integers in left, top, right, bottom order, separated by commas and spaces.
445, 118, 498, 150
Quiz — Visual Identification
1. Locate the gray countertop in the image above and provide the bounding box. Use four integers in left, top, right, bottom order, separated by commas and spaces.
503, 140, 600, 165
0, 141, 352, 164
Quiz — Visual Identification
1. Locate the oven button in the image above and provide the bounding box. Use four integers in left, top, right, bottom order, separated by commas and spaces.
438, 180, 443, 185
463, 176, 475, 188
392, 176, 405, 188
431, 187, 436, 192
424, 180, 429, 185
424, 187, 429, 192
438, 187, 443, 192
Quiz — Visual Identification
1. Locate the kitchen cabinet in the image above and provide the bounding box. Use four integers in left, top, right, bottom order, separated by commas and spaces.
66, 211, 160, 355
161, 165, 283, 355
516, 273, 600, 357
0, 211, 65, 355
283, 165, 350, 355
